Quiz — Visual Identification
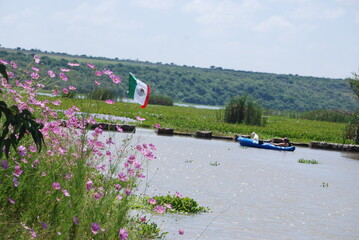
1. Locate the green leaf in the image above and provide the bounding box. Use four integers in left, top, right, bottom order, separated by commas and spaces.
0, 63, 9, 81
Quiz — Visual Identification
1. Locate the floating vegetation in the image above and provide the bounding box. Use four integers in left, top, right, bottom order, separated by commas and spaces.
137, 193, 209, 214
185, 159, 194, 163
210, 161, 220, 166
322, 182, 329, 187
298, 158, 319, 164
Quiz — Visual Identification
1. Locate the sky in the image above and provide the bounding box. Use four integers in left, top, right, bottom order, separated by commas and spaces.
1, 0, 359, 79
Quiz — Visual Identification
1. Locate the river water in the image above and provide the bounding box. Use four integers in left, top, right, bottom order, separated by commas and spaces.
109, 128, 359, 240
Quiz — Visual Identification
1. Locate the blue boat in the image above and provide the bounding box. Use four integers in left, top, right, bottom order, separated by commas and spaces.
238, 137, 295, 151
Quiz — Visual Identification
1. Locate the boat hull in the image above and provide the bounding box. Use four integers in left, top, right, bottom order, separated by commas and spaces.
238, 137, 295, 151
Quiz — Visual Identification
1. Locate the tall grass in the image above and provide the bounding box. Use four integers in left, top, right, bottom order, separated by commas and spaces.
224, 96, 264, 126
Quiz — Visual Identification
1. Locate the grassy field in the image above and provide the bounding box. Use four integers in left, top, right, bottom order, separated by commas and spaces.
47, 97, 350, 144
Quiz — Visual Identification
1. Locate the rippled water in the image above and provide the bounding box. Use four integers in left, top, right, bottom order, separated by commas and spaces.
110, 128, 359, 240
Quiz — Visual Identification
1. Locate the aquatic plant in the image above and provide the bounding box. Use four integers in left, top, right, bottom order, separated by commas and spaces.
138, 193, 209, 214
210, 161, 220, 166
298, 158, 319, 164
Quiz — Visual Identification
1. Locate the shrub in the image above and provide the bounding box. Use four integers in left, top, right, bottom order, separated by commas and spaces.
224, 95, 264, 126
149, 95, 173, 106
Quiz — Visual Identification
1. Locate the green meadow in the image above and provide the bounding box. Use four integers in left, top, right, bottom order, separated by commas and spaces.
48, 97, 349, 144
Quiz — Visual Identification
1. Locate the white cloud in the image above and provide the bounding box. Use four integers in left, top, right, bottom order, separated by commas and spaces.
131, 0, 175, 10
355, 11, 359, 23
183, 0, 263, 26
254, 16, 292, 32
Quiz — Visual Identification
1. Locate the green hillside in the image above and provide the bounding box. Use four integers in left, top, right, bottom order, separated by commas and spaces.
0, 47, 357, 111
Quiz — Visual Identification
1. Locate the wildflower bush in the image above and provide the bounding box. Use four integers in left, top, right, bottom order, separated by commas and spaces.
0, 56, 159, 239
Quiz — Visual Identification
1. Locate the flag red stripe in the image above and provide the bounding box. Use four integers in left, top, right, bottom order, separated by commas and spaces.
141, 84, 151, 108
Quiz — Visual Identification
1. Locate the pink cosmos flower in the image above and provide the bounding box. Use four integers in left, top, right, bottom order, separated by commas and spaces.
73, 217, 79, 225
94, 80, 101, 85
13, 177, 19, 187
136, 116, 145, 121
176, 191, 183, 198
52, 89, 58, 96
94, 192, 101, 199
30, 229, 37, 238
86, 180, 93, 190
62, 189, 70, 197
102, 68, 113, 75
2, 160, 9, 169
119, 228, 128, 240
33, 55, 40, 63
95, 70, 102, 76
125, 188, 131, 196
105, 99, 115, 104
154, 205, 166, 213
60, 68, 71, 72
140, 217, 146, 222
17, 145, 27, 156
87, 63, 95, 69
148, 198, 157, 205
110, 74, 121, 84
0, 59, 8, 64
59, 72, 68, 81
31, 72, 39, 80
154, 124, 160, 129
69, 86, 76, 90
114, 184, 121, 190
116, 125, 123, 132
127, 155, 135, 164
8, 198, 16, 204
31, 67, 39, 72
52, 100, 61, 106
91, 222, 100, 234
52, 182, 61, 190
178, 229, 185, 235
116, 195, 123, 200
149, 144, 156, 150
10, 61, 18, 69
63, 88, 69, 94
48, 70, 56, 78
118, 172, 128, 182
68, 62, 80, 67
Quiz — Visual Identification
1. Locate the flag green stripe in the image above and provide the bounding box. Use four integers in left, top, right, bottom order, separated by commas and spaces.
128, 73, 137, 98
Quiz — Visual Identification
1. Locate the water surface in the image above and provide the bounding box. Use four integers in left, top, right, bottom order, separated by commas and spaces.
111, 129, 359, 240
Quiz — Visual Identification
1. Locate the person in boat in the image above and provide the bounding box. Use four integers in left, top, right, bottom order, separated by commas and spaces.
272, 137, 290, 147
251, 132, 259, 143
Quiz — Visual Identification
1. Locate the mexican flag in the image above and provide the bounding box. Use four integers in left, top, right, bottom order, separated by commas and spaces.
128, 73, 151, 108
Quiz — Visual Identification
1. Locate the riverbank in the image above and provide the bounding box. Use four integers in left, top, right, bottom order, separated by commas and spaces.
45, 97, 353, 145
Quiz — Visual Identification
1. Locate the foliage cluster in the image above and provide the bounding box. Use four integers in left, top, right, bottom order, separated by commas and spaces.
149, 94, 174, 106
224, 95, 264, 126
0, 48, 357, 112
141, 194, 209, 214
